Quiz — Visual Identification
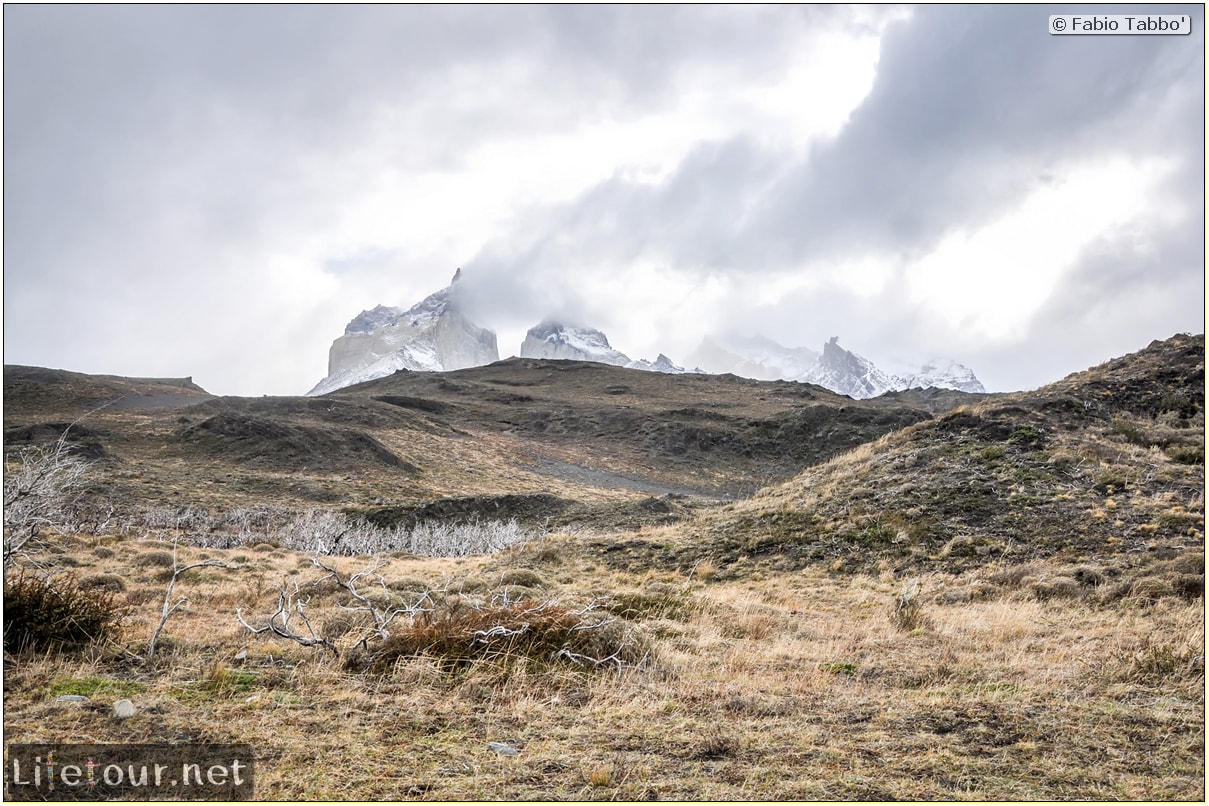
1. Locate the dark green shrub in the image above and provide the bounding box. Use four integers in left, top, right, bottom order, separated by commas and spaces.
4, 571, 126, 653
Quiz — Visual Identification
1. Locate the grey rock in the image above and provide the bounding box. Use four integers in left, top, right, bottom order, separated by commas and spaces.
487, 741, 519, 756
112, 699, 136, 719
55, 694, 89, 703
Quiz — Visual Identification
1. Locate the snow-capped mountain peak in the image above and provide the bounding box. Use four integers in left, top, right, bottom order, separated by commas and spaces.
800, 337, 902, 399
896, 357, 987, 394
307, 269, 498, 396
691, 333, 985, 399
520, 321, 631, 365
519, 322, 689, 374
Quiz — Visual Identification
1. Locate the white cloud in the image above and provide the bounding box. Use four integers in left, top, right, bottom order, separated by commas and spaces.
904, 157, 1176, 342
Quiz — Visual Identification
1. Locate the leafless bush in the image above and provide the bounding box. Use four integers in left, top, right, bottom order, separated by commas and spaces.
890, 577, 929, 632
159, 506, 534, 558
237, 554, 441, 659
270, 511, 531, 557
235, 555, 648, 675
237, 576, 341, 657
3, 431, 89, 579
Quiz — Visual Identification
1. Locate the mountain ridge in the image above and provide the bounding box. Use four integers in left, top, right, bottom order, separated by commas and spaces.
307, 271, 986, 398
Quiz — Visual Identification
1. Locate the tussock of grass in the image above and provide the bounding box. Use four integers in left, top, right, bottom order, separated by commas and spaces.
48, 675, 146, 699
606, 583, 697, 622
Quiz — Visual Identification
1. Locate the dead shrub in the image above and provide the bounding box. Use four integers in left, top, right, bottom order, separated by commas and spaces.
365, 598, 647, 674
890, 578, 928, 632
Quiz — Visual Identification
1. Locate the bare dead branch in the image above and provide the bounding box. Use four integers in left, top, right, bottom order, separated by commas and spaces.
236, 578, 339, 656
145, 542, 228, 663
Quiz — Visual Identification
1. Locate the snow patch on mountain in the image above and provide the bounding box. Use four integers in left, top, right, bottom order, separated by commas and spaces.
345, 305, 404, 336
627, 354, 688, 374
888, 357, 987, 394
520, 321, 632, 365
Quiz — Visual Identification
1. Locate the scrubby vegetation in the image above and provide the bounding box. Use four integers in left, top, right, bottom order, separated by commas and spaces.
3, 335, 1204, 799
4, 570, 127, 652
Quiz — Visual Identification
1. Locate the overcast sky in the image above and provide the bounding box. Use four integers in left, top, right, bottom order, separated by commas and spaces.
4, 5, 1204, 396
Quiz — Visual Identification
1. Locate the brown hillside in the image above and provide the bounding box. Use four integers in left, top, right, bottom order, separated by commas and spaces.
3, 359, 947, 526
677, 334, 1204, 581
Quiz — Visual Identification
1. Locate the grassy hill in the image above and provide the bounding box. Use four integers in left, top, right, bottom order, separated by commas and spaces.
689, 333, 1204, 577
2, 335, 1203, 800
3, 357, 940, 527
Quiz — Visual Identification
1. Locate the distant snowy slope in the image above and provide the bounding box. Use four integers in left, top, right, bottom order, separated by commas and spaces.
893, 358, 987, 394
691, 334, 985, 399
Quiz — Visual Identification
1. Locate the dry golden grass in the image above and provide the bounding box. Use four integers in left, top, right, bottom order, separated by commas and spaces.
4, 531, 1203, 800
